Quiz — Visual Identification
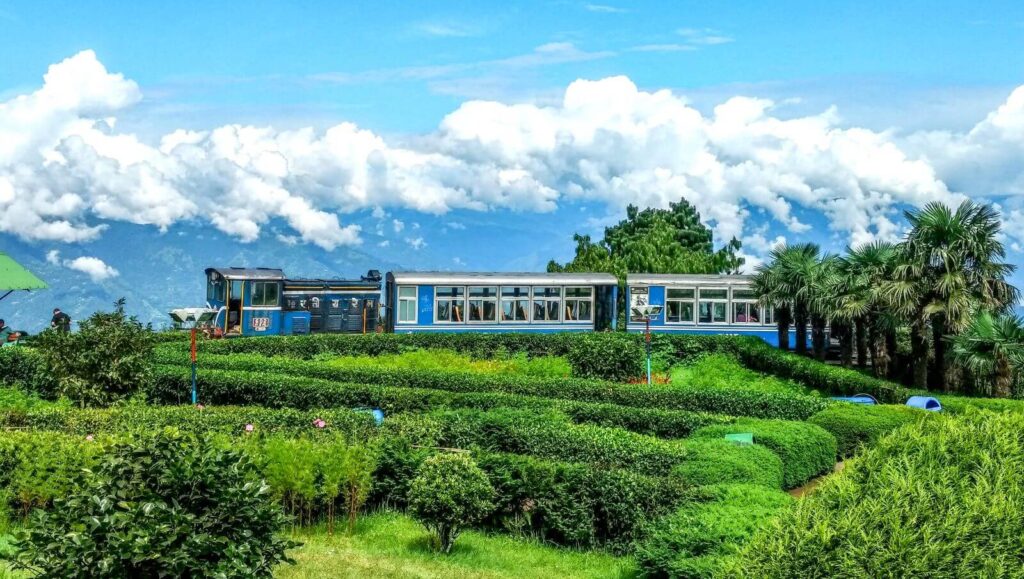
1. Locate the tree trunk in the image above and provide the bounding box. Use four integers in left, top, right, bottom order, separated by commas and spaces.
837, 321, 854, 367
811, 314, 828, 361
885, 330, 898, 378
994, 354, 1013, 398
910, 319, 929, 390
855, 317, 868, 368
931, 316, 949, 393
870, 323, 889, 379
776, 305, 792, 351
794, 301, 809, 355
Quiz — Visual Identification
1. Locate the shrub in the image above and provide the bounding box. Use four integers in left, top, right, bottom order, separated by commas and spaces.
672, 354, 813, 396
693, 419, 837, 489
736, 411, 1024, 578
153, 353, 830, 420
808, 404, 925, 458
408, 453, 495, 553
566, 333, 645, 381
0, 431, 102, 520
32, 299, 155, 406
635, 484, 793, 579
671, 440, 784, 489
11, 429, 295, 578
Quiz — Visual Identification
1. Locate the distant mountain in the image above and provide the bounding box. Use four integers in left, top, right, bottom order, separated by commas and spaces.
0, 223, 402, 332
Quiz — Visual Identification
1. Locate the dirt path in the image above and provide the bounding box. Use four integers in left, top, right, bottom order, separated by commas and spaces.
788, 461, 845, 498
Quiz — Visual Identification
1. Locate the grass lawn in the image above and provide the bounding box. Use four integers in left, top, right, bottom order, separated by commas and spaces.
278, 512, 636, 579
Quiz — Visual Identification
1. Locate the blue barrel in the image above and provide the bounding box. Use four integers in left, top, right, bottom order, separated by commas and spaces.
831, 394, 878, 405
906, 396, 942, 412
370, 408, 385, 425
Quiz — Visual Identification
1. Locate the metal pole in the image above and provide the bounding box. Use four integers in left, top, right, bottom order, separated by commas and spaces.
645, 317, 652, 385
190, 327, 198, 405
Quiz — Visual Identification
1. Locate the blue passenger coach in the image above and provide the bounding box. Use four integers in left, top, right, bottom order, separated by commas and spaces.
385, 272, 619, 333
205, 267, 381, 336
626, 274, 793, 346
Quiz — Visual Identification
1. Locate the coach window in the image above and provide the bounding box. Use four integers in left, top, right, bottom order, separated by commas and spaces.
207, 277, 225, 301
500, 286, 530, 322
698, 288, 728, 324
731, 288, 760, 324
564, 287, 593, 321
468, 286, 498, 322
250, 281, 280, 307
435, 286, 465, 323
532, 286, 562, 322
666, 288, 695, 323
762, 307, 776, 326
397, 286, 418, 323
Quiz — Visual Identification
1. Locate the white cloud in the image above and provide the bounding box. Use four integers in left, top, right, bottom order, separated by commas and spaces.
407, 237, 427, 250
676, 28, 734, 46
629, 44, 697, 53
45, 250, 118, 281
447, 221, 466, 230
3, 51, 1024, 261
412, 21, 482, 38
392, 218, 405, 233
585, 4, 627, 13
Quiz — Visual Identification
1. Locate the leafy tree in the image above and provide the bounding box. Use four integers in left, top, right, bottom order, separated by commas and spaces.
12, 429, 295, 578
548, 200, 744, 281
408, 453, 495, 553
949, 312, 1024, 398
34, 298, 154, 407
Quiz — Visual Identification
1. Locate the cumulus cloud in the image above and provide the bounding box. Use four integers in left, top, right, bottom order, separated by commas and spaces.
45, 250, 119, 282
3, 51, 1024, 259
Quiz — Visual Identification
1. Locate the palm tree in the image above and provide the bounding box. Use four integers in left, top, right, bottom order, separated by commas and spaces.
890, 201, 1020, 391
841, 241, 899, 377
950, 312, 1024, 398
753, 247, 792, 351
806, 255, 842, 362
754, 243, 822, 354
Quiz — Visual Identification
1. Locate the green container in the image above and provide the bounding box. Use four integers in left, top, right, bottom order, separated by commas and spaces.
724, 432, 754, 445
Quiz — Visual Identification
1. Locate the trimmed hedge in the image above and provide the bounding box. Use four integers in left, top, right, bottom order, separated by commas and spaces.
0, 403, 378, 440
635, 484, 794, 579
372, 434, 687, 552
736, 411, 1024, 578
808, 404, 926, 458
151, 365, 735, 438
670, 440, 784, 490
382, 408, 784, 485
153, 353, 830, 420
693, 419, 837, 489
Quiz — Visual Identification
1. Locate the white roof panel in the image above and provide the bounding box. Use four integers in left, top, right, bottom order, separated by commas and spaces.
388, 271, 618, 286
627, 273, 753, 286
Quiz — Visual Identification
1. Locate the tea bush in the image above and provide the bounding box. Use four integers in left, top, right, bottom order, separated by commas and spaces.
693, 418, 837, 488
670, 439, 784, 489
635, 484, 793, 579
736, 411, 1024, 578
11, 429, 295, 578
153, 356, 830, 420
408, 453, 495, 553
566, 333, 645, 381
808, 404, 926, 458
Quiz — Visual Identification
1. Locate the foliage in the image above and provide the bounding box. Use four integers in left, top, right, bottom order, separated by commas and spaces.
152, 354, 830, 421
0, 431, 101, 521
547, 200, 744, 281
408, 453, 496, 553
670, 440, 783, 489
11, 429, 295, 578
807, 404, 926, 458
320, 349, 572, 379
670, 354, 812, 396
635, 484, 793, 579
566, 333, 644, 381
693, 418, 837, 489
32, 298, 155, 407
949, 311, 1024, 398
736, 411, 1024, 578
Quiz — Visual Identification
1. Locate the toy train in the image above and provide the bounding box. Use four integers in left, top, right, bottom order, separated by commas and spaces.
181, 267, 796, 346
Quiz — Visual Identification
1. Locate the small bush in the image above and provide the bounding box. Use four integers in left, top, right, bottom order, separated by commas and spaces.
693, 419, 837, 489
33, 299, 155, 406
736, 411, 1024, 578
408, 453, 495, 553
808, 404, 925, 458
635, 484, 793, 579
671, 440, 784, 489
11, 429, 295, 578
566, 333, 645, 381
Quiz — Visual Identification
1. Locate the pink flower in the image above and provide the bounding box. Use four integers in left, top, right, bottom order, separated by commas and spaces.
196, 404, 205, 411
85, 434, 94, 442
313, 418, 327, 429
244, 424, 254, 433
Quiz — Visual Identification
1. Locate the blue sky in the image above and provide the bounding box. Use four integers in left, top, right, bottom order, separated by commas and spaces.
1, 0, 1023, 300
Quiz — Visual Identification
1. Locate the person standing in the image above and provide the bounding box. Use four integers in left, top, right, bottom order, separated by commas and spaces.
50, 308, 71, 332
0, 319, 13, 341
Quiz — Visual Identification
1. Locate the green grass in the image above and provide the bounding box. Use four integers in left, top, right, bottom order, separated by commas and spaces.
671, 354, 817, 396
278, 511, 636, 579
319, 349, 572, 379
